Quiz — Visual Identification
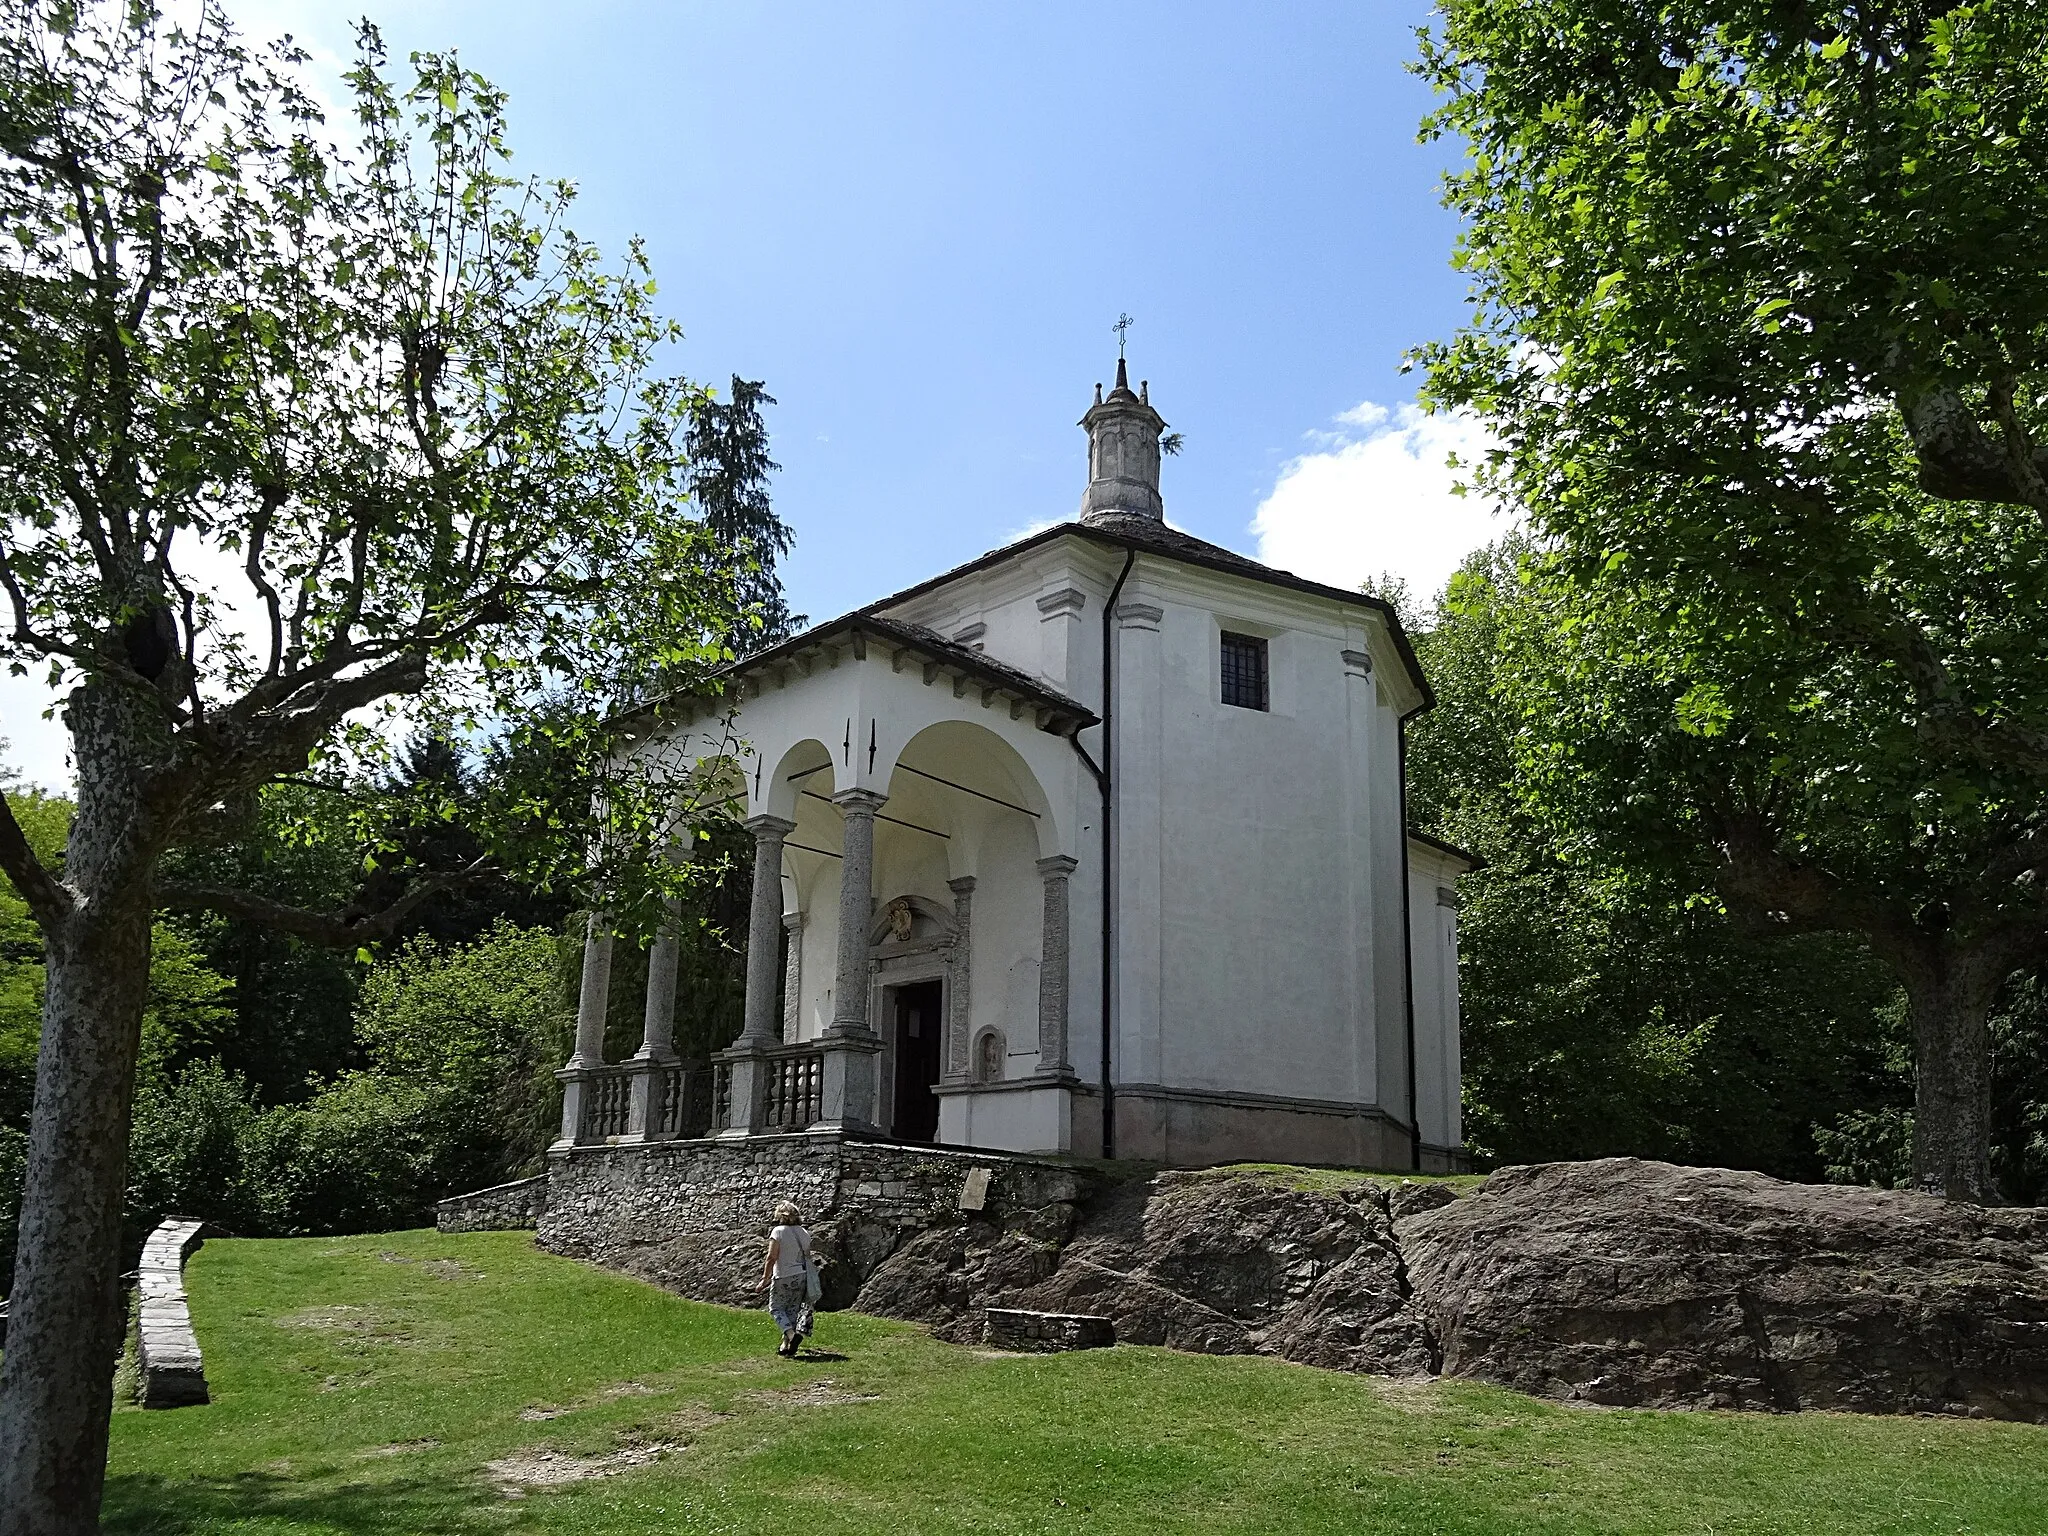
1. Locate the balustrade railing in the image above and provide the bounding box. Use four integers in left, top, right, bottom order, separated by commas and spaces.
659, 1065, 714, 1138
709, 1041, 826, 1132
586, 1068, 631, 1140
763, 1047, 823, 1130
566, 1061, 714, 1143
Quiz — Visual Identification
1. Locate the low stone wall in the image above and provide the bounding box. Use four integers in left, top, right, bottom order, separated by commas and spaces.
137, 1218, 208, 1409
538, 1132, 1100, 1310
435, 1174, 549, 1233
984, 1308, 1114, 1352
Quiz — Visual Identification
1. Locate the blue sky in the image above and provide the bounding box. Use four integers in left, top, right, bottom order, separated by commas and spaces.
2, 2, 1505, 791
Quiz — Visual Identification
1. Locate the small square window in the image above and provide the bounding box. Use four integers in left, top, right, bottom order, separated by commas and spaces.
1220, 631, 1269, 711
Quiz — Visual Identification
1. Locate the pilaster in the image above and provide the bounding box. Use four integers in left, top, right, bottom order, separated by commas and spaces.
1035, 855, 1078, 1077
1114, 597, 1166, 1089
780, 911, 804, 1043
944, 875, 977, 1084
1341, 646, 1380, 1108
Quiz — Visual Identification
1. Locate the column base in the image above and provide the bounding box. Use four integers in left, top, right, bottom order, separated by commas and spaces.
555, 1065, 596, 1146
623, 1053, 681, 1141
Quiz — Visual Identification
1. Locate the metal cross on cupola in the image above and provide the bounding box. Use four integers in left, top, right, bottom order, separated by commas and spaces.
1113, 311, 1134, 360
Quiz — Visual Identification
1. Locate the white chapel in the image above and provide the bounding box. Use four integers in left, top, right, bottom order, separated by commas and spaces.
578, 362, 1470, 1172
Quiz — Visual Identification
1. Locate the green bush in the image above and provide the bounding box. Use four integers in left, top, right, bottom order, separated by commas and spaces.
127, 1058, 260, 1234
0, 1121, 25, 1294
353, 919, 570, 1176
240, 1073, 451, 1235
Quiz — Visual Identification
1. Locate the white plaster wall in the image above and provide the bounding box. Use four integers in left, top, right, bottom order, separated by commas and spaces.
1407, 841, 1466, 1151
645, 525, 1449, 1158
892, 533, 1428, 1131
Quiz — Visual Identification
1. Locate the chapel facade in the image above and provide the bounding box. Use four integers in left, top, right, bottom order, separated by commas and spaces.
562, 362, 1469, 1171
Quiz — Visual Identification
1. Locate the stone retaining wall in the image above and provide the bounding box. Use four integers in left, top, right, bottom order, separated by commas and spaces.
435, 1174, 549, 1233
137, 1218, 208, 1409
538, 1132, 1100, 1309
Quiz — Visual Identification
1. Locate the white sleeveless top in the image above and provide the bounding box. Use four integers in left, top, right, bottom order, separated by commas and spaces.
770, 1223, 811, 1278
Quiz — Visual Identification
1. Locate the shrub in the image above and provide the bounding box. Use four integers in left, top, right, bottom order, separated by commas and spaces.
0, 1122, 25, 1294
127, 1058, 260, 1234
240, 1073, 450, 1235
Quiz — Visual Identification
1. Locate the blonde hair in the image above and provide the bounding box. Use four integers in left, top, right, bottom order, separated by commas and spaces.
773, 1201, 801, 1225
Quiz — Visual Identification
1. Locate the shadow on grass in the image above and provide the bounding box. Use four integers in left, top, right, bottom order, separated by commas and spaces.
104, 1469, 476, 1536
793, 1348, 849, 1362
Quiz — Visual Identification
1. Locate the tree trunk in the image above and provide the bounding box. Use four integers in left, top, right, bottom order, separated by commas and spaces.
0, 685, 164, 1536
1900, 943, 2006, 1203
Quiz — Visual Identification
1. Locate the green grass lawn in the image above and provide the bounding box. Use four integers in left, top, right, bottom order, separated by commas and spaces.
106, 1228, 2048, 1535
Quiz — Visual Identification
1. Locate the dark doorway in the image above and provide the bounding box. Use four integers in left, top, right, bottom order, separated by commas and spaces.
891, 980, 944, 1143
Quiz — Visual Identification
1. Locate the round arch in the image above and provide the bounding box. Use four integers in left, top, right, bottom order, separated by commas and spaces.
758, 737, 834, 823
883, 718, 1062, 861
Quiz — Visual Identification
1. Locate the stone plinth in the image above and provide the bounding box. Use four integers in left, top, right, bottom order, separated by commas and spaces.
983, 1308, 1115, 1353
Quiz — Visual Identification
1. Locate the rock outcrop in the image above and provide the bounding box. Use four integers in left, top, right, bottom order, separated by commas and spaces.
852, 1158, 2048, 1422
1399, 1158, 2048, 1420
531, 1138, 2048, 1423
857, 1169, 1435, 1374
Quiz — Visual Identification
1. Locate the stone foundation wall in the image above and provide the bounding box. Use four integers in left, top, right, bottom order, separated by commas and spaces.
435, 1174, 549, 1233
538, 1132, 1101, 1310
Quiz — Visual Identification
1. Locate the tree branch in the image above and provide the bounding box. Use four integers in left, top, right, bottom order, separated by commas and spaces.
1899, 384, 2048, 520
0, 792, 72, 929
157, 856, 492, 948
1706, 804, 1904, 943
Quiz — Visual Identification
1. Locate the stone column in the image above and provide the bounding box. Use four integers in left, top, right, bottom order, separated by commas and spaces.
781, 912, 804, 1043
942, 876, 976, 1084
721, 813, 794, 1136
626, 899, 683, 1139
820, 788, 886, 1131
742, 815, 795, 1045
1035, 856, 1078, 1077
556, 911, 614, 1144
828, 790, 885, 1035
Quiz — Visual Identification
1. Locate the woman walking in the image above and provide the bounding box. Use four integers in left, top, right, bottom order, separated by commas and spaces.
760, 1201, 815, 1358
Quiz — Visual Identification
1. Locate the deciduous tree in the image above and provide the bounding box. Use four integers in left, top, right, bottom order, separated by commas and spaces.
1415, 0, 2048, 1200
0, 6, 739, 1528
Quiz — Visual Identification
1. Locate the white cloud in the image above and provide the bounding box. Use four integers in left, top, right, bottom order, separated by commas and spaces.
1250, 401, 1511, 609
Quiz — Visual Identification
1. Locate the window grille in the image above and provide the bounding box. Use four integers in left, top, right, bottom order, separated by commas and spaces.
1220, 631, 1269, 711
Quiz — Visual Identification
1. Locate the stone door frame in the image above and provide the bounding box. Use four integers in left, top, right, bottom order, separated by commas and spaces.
870, 951, 952, 1136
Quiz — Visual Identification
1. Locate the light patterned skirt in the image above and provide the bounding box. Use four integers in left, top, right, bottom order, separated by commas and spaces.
768, 1274, 812, 1336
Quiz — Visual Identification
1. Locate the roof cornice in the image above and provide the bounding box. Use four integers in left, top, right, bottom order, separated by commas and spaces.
621, 612, 1099, 739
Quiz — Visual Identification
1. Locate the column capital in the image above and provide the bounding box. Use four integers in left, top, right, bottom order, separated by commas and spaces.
744, 812, 797, 838
947, 874, 979, 896
830, 786, 889, 814
1035, 854, 1080, 878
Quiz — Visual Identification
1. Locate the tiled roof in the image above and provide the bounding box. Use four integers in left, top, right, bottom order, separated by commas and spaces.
867, 516, 1435, 713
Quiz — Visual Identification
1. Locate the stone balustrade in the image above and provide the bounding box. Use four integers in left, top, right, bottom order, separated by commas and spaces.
712, 1041, 826, 1133
558, 1060, 712, 1145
